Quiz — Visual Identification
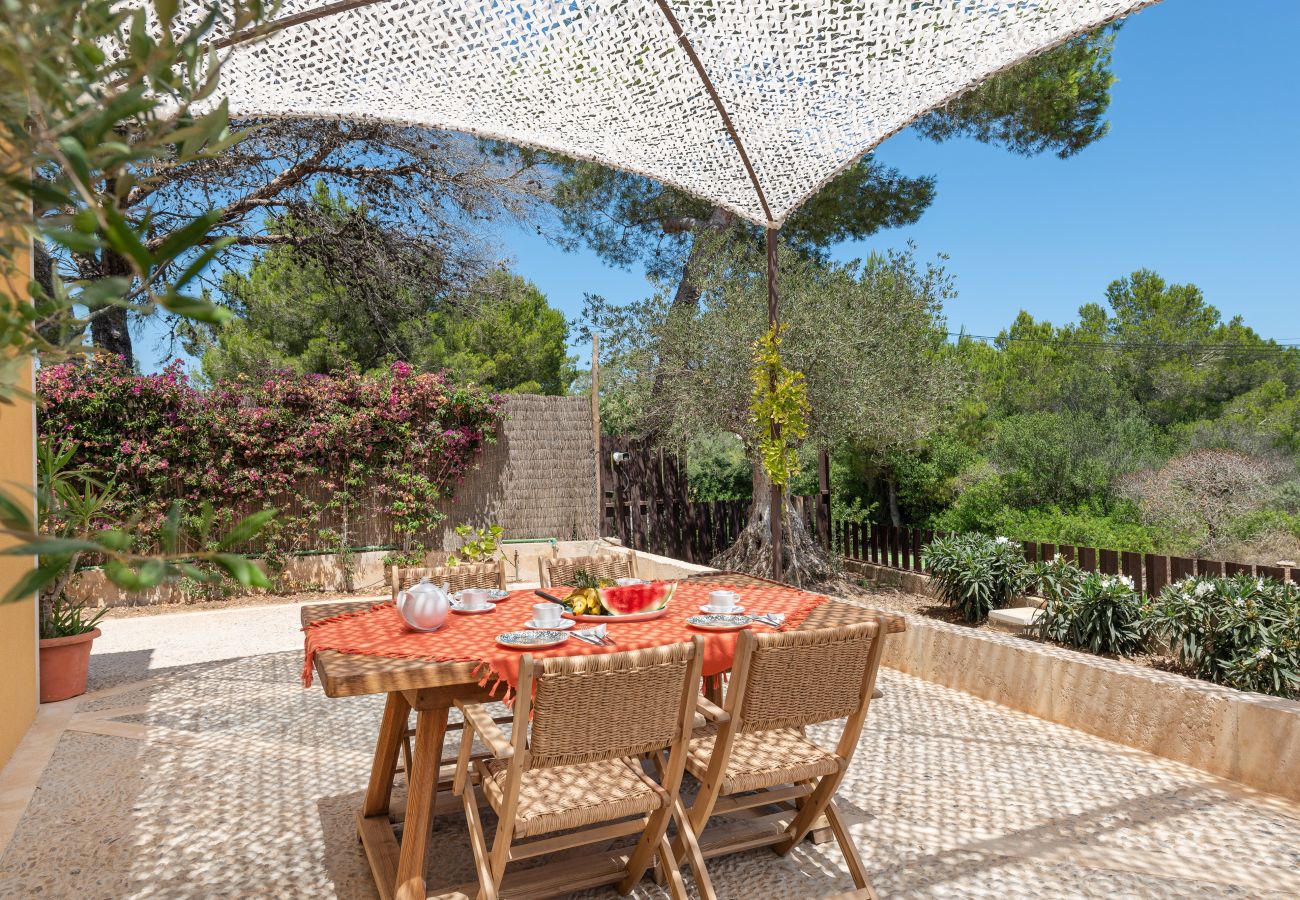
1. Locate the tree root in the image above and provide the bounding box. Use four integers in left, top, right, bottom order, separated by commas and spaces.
710, 501, 848, 591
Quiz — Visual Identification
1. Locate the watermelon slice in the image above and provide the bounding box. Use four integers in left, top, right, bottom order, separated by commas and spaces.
598, 581, 677, 616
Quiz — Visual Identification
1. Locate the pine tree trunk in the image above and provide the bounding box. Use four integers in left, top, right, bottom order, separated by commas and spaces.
86, 244, 135, 366
90, 304, 133, 365
710, 461, 836, 587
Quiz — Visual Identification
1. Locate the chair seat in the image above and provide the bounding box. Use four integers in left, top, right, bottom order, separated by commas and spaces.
686, 725, 842, 794
476, 756, 668, 838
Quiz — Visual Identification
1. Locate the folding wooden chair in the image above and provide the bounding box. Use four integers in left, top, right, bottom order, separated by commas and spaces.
388, 561, 509, 779
452, 637, 711, 900
539, 550, 638, 588
679, 620, 887, 899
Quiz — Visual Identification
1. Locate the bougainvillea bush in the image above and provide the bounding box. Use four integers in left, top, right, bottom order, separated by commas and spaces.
37, 358, 502, 566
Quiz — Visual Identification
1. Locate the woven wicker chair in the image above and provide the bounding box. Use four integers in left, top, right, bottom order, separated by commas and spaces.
387, 560, 509, 779
390, 560, 506, 603
452, 638, 710, 900
679, 620, 888, 899
538, 551, 637, 588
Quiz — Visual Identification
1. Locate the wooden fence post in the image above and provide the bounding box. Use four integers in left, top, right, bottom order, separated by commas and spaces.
1170, 556, 1196, 581
1121, 551, 1143, 589
1078, 547, 1097, 572
816, 447, 831, 550
1145, 554, 1168, 597
1257, 564, 1285, 582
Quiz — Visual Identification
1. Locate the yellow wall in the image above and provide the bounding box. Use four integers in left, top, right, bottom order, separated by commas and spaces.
0, 188, 38, 767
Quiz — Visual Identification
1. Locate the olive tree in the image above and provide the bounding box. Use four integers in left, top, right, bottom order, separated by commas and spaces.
585, 239, 964, 583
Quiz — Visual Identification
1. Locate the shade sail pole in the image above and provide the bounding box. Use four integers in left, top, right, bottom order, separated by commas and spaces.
767, 226, 782, 582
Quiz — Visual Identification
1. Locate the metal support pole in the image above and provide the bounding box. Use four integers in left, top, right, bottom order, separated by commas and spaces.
767, 227, 782, 582
591, 333, 602, 537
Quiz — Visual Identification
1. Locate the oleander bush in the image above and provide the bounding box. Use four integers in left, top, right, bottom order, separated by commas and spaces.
1034, 570, 1148, 657
922, 533, 1033, 623
1146, 574, 1300, 698
37, 357, 502, 561
1029, 555, 1086, 606
918, 533, 1300, 698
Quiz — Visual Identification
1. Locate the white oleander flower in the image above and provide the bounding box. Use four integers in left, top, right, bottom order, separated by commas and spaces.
1255, 647, 1273, 660
1194, 581, 1215, 598
994, 536, 1011, 545
1118, 575, 1134, 589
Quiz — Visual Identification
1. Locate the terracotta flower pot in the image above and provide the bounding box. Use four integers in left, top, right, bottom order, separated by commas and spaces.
38, 627, 101, 703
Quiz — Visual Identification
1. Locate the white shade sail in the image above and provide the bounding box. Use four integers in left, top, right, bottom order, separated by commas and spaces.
216, 0, 1161, 227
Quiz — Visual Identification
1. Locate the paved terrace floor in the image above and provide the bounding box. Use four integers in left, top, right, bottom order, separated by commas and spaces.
2, 598, 1300, 899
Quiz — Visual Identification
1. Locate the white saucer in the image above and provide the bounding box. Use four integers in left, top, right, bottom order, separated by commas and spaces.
451, 602, 495, 615
523, 618, 573, 630
453, 589, 510, 603
701, 604, 744, 614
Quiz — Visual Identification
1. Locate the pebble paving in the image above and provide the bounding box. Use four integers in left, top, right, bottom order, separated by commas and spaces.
1, 604, 1298, 899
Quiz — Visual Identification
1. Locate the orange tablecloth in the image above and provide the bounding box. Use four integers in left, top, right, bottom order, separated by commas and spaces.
302, 582, 827, 696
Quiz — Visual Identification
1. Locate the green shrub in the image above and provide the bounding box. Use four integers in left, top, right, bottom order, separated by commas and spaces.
1034, 570, 1147, 656
687, 432, 753, 501
922, 533, 1032, 623
1029, 556, 1085, 606
1146, 574, 1300, 698
927, 473, 1008, 535
932, 500, 1170, 555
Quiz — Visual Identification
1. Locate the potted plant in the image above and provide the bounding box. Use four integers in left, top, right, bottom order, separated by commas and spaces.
34, 439, 118, 702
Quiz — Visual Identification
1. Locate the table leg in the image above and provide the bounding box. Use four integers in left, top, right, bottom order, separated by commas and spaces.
395, 705, 450, 900
703, 673, 724, 705
365, 692, 413, 818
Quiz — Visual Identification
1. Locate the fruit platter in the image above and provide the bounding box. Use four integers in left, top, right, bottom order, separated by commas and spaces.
559, 570, 677, 623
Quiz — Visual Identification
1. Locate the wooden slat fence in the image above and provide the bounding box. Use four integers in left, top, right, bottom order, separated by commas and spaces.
833, 521, 1299, 594
599, 436, 814, 564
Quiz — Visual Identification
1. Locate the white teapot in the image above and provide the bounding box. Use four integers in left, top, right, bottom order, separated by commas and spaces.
396, 577, 451, 632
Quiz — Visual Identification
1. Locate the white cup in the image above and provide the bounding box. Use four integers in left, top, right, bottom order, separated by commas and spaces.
532, 602, 562, 627
708, 590, 738, 611
461, 588, 489, 610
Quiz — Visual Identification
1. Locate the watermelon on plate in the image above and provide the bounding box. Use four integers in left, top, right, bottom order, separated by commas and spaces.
598, 581, 677, 615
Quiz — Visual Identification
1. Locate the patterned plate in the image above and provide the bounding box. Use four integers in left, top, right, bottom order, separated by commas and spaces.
686, 614, 752, 632
496, 630, 571, 650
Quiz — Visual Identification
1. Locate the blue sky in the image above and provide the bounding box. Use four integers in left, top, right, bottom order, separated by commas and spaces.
139, 0, 1300, 371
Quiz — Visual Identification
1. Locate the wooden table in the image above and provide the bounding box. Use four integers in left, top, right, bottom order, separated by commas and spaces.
302, 572, 905, 900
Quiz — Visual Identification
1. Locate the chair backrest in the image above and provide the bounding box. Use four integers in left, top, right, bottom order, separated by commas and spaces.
540, 552, 637, 588
516, 637, 703, 770
390, 560, 506, 601
728, 620, 884, 737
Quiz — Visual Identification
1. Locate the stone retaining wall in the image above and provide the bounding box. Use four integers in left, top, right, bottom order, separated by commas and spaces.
67, 540, 716, 609
851, 560, 1300, 803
